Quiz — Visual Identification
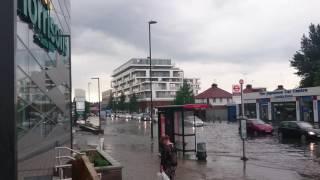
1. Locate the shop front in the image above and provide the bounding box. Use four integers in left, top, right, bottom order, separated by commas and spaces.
243, 87, 320, 124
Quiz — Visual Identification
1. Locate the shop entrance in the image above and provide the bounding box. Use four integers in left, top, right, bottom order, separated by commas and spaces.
300, 96, 314, 123
244, 103, 257, 118
260, 104, 268, 120
272, 102, 296, 122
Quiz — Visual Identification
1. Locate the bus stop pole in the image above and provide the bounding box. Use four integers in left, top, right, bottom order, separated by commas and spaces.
240, 81, 248, 161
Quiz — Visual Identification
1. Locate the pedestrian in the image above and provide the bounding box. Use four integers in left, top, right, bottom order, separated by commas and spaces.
160, 135, 178, 180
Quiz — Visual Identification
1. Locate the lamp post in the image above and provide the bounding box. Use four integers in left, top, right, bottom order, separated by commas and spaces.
148, 20, 157, 139
88, 82, 91, 102
239, 79, 248, 161
91, 77, 101, 132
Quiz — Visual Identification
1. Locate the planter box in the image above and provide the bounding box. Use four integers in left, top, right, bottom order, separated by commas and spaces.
84, 149, 123, 180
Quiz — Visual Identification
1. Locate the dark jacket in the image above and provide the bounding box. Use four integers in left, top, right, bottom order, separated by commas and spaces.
160, 144, 178, 168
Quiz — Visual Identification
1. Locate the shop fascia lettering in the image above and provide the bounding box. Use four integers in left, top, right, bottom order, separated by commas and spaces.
18, 0, 68, 56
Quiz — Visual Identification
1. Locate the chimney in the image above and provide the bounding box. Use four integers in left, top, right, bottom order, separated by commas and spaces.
211, 83, 218, 88
277, 85, 284, 90
246, 84, 252, 89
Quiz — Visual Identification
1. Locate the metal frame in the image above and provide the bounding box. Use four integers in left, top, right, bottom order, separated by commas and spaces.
157, 105, 207, 155
0, 0, 17, 179
55, 147, 85, 180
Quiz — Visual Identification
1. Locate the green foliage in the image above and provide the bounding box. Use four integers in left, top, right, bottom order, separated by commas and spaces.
85, 150, 111, 167
108, 94, 115, 109
174, 83, 195, 105
291, 24, 320, 87
83, 101, 91, 119
128, 93, 138, 113
73, 101, 79, 121
118, 93, 126, 111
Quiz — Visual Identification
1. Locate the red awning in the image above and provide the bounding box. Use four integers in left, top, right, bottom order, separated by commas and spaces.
183, 104, 209, 110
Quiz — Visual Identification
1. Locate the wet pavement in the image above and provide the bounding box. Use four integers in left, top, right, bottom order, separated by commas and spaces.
74, 118, 320, 180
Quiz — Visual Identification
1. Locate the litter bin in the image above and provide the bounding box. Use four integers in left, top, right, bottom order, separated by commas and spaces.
196, 142, 207, 161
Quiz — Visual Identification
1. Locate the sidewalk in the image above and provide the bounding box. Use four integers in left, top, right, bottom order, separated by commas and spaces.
74, 119, 320, 180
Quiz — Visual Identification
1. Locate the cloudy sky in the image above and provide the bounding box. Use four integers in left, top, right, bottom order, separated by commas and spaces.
71, 0, 320, 101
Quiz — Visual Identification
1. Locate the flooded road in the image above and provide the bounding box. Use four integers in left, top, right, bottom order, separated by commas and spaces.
74, 118, 320, 180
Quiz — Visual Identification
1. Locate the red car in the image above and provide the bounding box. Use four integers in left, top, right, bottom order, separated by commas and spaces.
246, 119, 273, 135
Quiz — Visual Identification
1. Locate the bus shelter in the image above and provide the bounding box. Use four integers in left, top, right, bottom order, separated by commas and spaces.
157, 104, 209, 155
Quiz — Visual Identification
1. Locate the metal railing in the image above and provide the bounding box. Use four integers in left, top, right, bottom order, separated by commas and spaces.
55, 147, 85, 180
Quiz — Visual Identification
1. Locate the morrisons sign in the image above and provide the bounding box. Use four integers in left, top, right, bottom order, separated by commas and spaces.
18, 0, 68, 56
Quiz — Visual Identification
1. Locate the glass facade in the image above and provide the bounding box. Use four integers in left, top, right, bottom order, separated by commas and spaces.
16, 0, 71, 179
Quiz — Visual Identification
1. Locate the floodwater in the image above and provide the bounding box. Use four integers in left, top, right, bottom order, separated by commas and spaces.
74, 118, 320, 180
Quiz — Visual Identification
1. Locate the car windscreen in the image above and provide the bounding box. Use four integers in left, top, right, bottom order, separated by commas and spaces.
297, 122, 313, 129
251, 119, 265, 125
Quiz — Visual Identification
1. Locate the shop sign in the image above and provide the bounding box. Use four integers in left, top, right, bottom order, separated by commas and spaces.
18, 0, 67, 56
260, 88, 309, 97
232, 84, 241, 95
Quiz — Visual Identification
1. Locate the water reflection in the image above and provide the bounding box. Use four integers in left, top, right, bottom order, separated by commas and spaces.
144, 121, 147, 129
310, 142, 315, 151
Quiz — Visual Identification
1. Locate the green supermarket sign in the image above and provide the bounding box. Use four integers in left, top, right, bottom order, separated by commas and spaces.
18, 0, 68, 56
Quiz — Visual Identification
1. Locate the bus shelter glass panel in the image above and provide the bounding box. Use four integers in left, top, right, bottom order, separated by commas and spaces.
182, 111, 196, 152
174, 111, 183, 151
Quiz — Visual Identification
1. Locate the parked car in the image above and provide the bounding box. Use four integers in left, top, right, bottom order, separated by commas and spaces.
137, 113, 144, 121
278, 121, 320, 140
246, 119, 273, 135
185, 116, 204, 127
142, 113, 151, 121
125, 113, 132, 120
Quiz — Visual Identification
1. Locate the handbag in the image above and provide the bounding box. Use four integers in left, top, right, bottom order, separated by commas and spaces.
157, 172, 170, 180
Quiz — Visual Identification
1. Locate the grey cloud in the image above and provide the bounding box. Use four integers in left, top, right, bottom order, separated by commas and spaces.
70, 0, 320, 95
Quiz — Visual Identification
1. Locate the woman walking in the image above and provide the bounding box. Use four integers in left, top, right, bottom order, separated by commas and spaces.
160, 135, 178, 180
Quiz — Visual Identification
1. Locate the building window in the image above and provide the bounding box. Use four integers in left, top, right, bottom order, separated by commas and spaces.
220, 98, 223, 102
212, 98, 216, 103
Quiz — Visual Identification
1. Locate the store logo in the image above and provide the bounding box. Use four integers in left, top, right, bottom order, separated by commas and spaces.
18, 0, 67, 56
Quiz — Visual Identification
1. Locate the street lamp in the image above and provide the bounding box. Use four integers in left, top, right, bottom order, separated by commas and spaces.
88, 82, 91, 102
91, 77, 101, 132
148, 20, 157, 139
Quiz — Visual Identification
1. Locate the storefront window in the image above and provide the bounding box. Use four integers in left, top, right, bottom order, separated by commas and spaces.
272, 102, 296, 122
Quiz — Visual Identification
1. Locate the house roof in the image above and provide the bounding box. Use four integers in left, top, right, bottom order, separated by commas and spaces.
243, 84, 266, 93
195, 84, 232, 99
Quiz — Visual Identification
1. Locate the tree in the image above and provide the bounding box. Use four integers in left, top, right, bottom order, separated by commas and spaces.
174, 83, 195, 105
290, 24, 320, 87
73, 100, 79, 122
118, 93, 126, 111
83, 101, 91, 120
128, 93, 138, 113
108, 94, 114, 109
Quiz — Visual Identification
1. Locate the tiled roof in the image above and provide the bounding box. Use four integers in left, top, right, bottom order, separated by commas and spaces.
196, 85, 232, 99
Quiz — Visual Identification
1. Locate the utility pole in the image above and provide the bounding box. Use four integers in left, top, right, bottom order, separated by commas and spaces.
148, 20, 157, 139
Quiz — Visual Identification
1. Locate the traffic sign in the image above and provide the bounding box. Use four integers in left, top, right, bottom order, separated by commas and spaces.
232, 84, 241, 94
239, 79, 244, 85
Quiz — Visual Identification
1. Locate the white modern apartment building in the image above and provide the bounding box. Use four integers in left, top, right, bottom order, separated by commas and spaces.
184, 78, 201, 95
111, 58, 184, 112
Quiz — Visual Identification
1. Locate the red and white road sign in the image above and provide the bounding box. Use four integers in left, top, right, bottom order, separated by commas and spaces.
232, 84, 241, 94
239, 79, 244, 84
